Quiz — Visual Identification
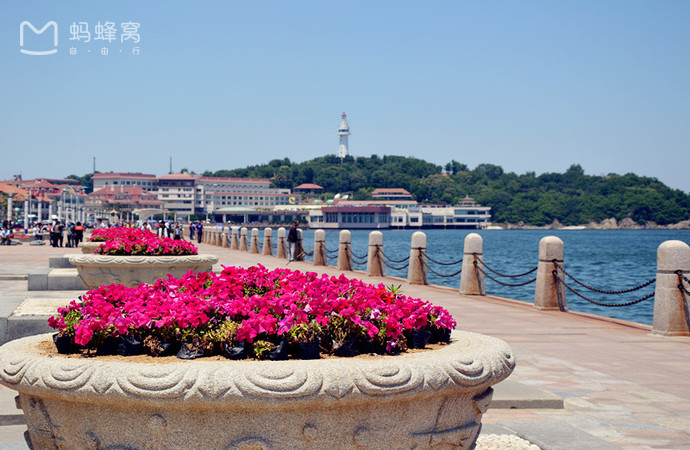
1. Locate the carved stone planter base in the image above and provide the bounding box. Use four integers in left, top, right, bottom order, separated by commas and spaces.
0, 331, 514, 449
68, 254, 218, 288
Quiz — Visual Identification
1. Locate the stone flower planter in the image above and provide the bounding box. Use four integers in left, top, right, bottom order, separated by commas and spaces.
77, 241, 101, 254
68, 254, 218, 288
0, 331, 514, 449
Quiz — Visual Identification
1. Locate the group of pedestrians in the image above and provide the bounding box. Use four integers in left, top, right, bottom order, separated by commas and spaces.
48, 220, 84, 248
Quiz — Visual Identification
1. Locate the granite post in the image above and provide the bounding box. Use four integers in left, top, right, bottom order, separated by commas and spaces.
263, 228, 274, 256
313, 229, 326, 266
534, 236, 566, 310
366, 231, 385, 277
276, 227, 287, 259
460, 233, 485, 295
337, 230, 352, 271
652, 240, 690, 336
407, 231, 427, 285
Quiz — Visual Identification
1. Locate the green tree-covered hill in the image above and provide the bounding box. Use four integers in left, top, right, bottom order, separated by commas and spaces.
204, 157, 690, 226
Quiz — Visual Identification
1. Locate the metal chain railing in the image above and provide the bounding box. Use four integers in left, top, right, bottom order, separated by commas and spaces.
424, 252, 463, 266
474, 262, 537, 287
475, 255, 538, 278
324, 246, 340, 255
344, 246, 368, 264
376, 245, 410, 264
375, 247, 409, 271
347, 246, 368, 261
554, 262, 655, 295
420, 255, 463, 278
553, 271, 655, 307
677, 270, 690, 296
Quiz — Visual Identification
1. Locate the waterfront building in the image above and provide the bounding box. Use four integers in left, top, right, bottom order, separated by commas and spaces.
92, 173, 158, 192
337, 112, 350, 159
309, 205, 391, 229
307, 196, 490, 229
397, 197, 491, 229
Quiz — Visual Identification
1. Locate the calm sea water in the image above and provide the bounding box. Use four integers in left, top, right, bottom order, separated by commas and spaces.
294, 229, 690, 326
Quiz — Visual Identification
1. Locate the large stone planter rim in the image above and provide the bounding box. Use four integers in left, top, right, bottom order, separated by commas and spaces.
68, 254, 218, 267
0, 330, 514, 409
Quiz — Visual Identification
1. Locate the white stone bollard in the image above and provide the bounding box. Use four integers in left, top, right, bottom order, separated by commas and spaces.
652, 240, 690, 336
276, 228, 287, 259
250, 228, 260, 254
263, 228, 274, 256
313, 230, 326, 266
240, 227, 248, 252
407, 232, 428, 285
230, 226, 239, 250
460, 233, 485, 295
534, 236, 566, 310
337, 230, 352, 271
366, 231, 385, 277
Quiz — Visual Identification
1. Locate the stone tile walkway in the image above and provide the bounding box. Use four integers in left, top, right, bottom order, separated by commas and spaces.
0, 239, 689, 449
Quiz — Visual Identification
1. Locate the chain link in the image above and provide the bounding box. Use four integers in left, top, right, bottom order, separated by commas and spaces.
475, 263, 537, 287
554, 261, 655, 295
422, 250, 463, 266
420, 256, 463, 278
345, 246, 368, 263
474, 255, 538, 278
553, 272, 655, 307
676, 270, 690, 286
376, 245, 410, 264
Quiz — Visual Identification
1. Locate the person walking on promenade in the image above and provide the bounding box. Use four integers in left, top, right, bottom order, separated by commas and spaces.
189, 222, 195, 241
173, 222, 181, 240
49, 220, 60, 247
287, 220, 299, 262
74, 222, 85, 247
196, 221, 203, 244
57, 221, 64, 247
66, 222, 76, 248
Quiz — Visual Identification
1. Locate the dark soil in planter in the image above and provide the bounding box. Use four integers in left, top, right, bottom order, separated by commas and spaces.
429, 328, 452, 344
39, 336, 454, 362
292, 340, 320, 360
222, 341, 247, 360
268, 341, 288, 361
52, 334, 80, 354
333, 338, 357, 357
117, 335, 143, 356
408, 329, 432, 349
177, 343, 205, 360
95, 336, 118, 355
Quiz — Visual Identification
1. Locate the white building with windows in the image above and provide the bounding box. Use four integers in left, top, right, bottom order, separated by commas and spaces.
92, 173, 158, 192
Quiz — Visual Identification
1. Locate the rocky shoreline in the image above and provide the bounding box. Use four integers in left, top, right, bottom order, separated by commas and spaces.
495, 218, 690, 231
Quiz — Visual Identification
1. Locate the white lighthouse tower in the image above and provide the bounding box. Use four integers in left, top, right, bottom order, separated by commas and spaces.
337, 112, 350, 159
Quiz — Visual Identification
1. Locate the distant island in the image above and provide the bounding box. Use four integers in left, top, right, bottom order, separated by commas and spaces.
67, 155, 690, 228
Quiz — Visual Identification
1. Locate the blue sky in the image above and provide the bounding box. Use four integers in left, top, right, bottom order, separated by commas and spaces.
2, 1, 689, 192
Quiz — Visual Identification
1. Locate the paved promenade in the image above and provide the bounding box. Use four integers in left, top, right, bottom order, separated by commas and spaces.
0, 240, 689, 449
